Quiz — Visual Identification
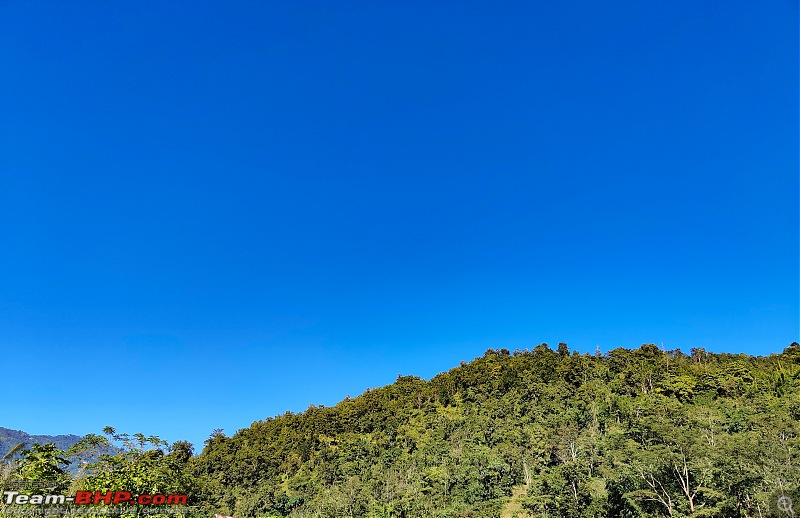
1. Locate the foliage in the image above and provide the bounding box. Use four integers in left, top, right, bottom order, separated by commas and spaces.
12, 443, 71, 489
190, 342, 800, 517
68, 427, 199, 509
6, 343, 800, 517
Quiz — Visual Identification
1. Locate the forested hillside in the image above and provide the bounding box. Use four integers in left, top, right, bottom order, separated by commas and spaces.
2, 344, 798, 517
192, 343, 800, 517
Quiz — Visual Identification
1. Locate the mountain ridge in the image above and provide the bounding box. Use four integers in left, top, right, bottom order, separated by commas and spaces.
0, 427, 82, 460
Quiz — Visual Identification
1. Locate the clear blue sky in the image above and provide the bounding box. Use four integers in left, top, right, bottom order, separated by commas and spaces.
1, 1, 797, 450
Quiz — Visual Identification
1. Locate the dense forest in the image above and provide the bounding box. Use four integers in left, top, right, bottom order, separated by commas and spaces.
3, 343, 799, 517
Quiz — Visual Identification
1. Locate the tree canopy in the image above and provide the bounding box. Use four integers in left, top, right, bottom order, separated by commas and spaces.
3, 343, 799, 517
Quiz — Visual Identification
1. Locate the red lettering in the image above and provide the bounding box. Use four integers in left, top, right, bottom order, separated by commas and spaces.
75, 491, 92, 505
151, 494, 166, 505
113, 492, 131, 504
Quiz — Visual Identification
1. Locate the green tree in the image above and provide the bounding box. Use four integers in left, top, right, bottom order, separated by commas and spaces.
69, 427, 199, 517
14, 443, 71, 488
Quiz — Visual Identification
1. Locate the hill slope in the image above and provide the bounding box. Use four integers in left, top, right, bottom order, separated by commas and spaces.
0, 427, 82, 460
192, 343, 800, 517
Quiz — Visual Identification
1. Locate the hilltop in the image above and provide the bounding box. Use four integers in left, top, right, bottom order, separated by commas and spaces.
192, 342, 800, 517
4, 344, 798, 517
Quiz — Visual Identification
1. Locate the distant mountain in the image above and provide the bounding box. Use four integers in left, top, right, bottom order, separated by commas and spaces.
0, 427, 82, 460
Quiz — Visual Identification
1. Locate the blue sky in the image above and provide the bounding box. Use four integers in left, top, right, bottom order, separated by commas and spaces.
0, 1, 797, 450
